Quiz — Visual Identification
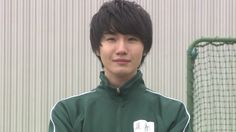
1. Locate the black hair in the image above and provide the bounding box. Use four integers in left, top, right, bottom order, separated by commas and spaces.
90, 0, 152, 67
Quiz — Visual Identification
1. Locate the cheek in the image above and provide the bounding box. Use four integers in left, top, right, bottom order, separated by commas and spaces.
132, 49, 144, 64
99, 53, 106, 62
99, 50, 111, 63
135, 48, 144, 58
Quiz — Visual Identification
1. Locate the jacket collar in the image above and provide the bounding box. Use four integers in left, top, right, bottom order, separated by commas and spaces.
98, 70, 146, 97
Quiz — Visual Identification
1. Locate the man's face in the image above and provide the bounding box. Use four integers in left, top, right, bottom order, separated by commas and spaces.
97, 33, 144, 80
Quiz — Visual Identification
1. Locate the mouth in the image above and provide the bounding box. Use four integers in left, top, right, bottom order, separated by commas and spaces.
113, 59, 131, 65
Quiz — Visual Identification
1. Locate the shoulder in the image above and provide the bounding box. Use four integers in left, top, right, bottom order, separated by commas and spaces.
145, 89, 191, 131
63, 90, 98, 103
49, 90, 98, 131
51, 89, 98, 113
50, 89, 99, 123
144, 88, 184, 106
144, 88, 190, 118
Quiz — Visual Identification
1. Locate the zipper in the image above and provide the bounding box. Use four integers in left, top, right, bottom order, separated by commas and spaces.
116, 104, 122, 132
116, 87, 123, 132
116, 88, 120, 94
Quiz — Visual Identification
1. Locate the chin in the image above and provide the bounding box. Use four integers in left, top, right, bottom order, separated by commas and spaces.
113, 68, 135, 77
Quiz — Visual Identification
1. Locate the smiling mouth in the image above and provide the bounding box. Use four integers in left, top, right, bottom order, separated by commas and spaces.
113, 59, 131, 64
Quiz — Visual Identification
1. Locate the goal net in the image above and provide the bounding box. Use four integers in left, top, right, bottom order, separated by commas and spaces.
187, 38, 236, 132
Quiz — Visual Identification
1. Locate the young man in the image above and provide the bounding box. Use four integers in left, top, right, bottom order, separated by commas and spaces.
49, 0, 191, 132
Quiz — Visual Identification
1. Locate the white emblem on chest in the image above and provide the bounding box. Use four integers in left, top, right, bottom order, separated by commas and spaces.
133, 120, 154, 132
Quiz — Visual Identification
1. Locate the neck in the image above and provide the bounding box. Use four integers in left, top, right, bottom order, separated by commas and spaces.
104, 71, 137, 88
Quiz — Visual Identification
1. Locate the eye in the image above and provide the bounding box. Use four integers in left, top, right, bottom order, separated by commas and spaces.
128, 36, 139, 41
106, 37, 116, 41
102, 34, 117, 42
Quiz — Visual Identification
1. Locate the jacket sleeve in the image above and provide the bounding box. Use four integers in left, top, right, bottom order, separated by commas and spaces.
168, 103, 192, 132
48, 102, 76, 132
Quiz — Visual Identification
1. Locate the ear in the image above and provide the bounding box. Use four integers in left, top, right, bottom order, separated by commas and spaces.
95, 50, 100, 56
143, 52, 147, 56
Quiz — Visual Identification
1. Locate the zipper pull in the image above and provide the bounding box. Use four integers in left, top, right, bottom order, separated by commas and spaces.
116, 88, 120, 94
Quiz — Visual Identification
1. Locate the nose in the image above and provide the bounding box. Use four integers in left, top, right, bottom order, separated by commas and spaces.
116, 39, 128, 55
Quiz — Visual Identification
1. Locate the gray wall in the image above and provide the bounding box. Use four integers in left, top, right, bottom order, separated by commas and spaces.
0, 0, 236, 131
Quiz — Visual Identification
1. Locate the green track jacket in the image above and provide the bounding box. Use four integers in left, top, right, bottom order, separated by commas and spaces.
49, 70, 191, 132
